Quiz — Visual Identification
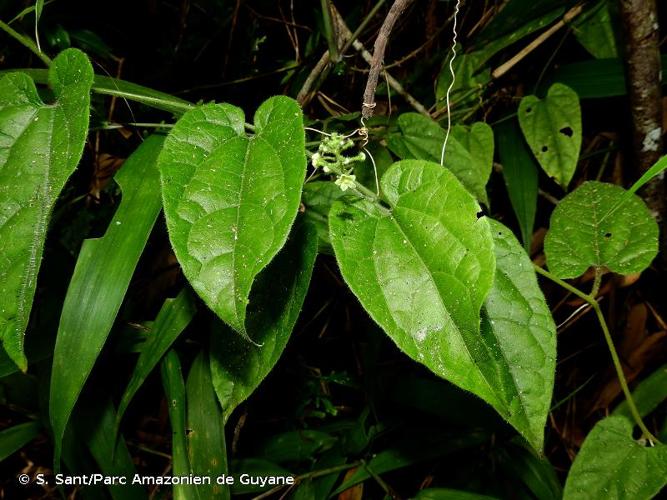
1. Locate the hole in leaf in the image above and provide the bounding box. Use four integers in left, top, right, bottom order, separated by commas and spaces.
541, 145, 548, 152
559, 126, 574, 137
604, 232, 612, 238
337, 212, 355, 221
525, 107, 532, 113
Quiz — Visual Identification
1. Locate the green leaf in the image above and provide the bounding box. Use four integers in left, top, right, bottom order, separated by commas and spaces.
481, 220, 557, 452
0, 48, 93, 370
436, 5, 565, 108
544, 181, 659, 278
0, 421, 41, 462
78, 397, 146, 500
330, 161, 555, 451
330, 428, 489, 495
496, 120, 539, 251
563, 416, 667, 500
434, 49, 491, 110
495, 439, 562, 500
613, 364, 667, 421
475, 0, 566, 43
186, 351, 230, 500
450, 123, 494, 206
623, 154, 667, 199
412, 489, 499, 500
518, 83, 582, 188
572, 0, 619, 59
258, 430, 337, 464
210, 220, 317, 420
551, 55, 667, 99
49, 135, 165, 469
302, 181, 349, 254
161, 349, 195, 500
159, 96, 306, 338
330, 159, 496, 402
386, 114, 493, 204
9, 69, 194, 115
116, 289, 196, 433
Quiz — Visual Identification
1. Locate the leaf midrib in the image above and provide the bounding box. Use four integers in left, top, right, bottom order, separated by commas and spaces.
374, 207, 500, 407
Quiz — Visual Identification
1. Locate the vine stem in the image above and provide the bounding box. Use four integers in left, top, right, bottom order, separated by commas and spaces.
533, 264, 659, 443
0, 19, 52, 66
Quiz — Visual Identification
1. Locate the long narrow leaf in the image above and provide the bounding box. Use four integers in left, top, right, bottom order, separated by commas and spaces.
496, 120, 539, 251
0, 421, 41, 462
186, 352, 230, 499
78, 397, 146, 500
116, 289, 196, 434
50, 135, 166, 469
161, 350, 194, 500
8, 69, 194, 114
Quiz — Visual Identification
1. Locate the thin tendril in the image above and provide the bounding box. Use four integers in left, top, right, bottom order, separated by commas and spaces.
364, 146, 380, 196
440, 0, 461, 167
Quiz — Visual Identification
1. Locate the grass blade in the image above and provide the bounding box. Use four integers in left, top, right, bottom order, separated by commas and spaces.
186, 351, 230, 499
0, 421, 41, 462
161, 350, 195, 500
79, 397, 147, 500
116, 289, 196, 435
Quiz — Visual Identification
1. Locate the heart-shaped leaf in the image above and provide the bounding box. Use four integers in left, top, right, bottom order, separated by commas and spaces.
482, 220, 557, 452
0, 48, 93, 370
544, 181, 659, 278
386, 113, 493, 204
518, 83, 582, 188
563, 416, 667, 500
330, 160, 555, 451
210, 219, 317, 420
158, 96, 306, 338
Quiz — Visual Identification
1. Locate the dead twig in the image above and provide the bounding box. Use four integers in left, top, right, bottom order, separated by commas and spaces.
362, 0, 414, 120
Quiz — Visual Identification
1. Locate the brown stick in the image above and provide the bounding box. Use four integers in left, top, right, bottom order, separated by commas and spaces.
362, 0, 415, 120
491, 4, 583, 80
619, 0, 666, 263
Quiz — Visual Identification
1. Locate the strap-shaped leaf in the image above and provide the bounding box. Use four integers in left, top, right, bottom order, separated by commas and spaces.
496, 120, 539, 251
186, 352, 230, 500
210, 220, 317, 420
544, 181, 659, 278
0, 48, 93, 370
330, 161, 555, 451
482, 220, 556, 452
386, 113, 493, 204
50, 135, 166, 469
158, 96, 306, 338
518, 83, 582, 188
160, 350, 194, 500
563, 416, 667, 500
116, 289, 197, 434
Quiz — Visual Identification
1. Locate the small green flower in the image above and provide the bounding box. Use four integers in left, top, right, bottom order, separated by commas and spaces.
335, 174, 357, 192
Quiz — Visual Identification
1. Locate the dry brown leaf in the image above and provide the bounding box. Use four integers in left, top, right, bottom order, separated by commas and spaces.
338, 467, 363, 500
